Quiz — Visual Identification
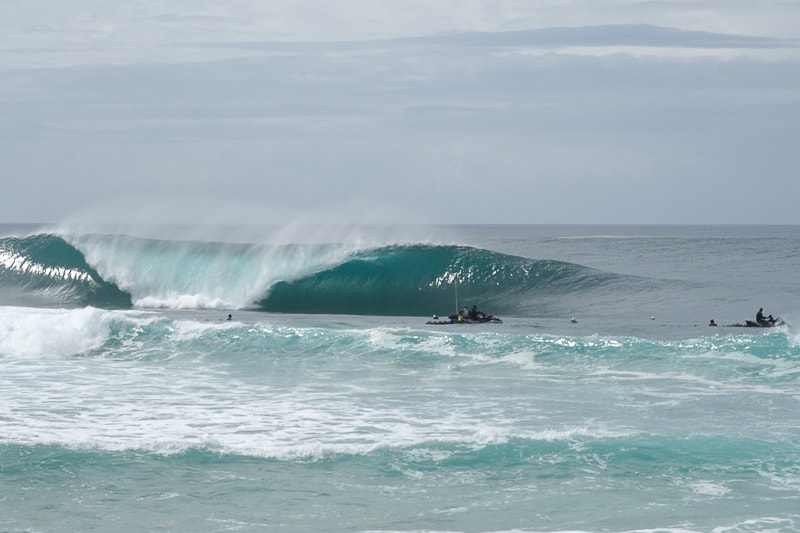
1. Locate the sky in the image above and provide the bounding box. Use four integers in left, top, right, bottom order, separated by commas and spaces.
2, 1, 800, 225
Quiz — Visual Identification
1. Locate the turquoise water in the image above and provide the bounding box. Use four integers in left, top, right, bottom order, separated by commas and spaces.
1, 224, 799, 532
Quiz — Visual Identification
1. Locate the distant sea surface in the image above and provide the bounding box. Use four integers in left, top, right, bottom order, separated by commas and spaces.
2, 223, 799, 532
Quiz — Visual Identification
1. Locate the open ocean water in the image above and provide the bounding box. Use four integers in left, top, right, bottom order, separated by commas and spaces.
1, 223, 799, 532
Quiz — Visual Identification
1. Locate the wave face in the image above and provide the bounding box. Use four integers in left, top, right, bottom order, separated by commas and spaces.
0, 234, 131, 308
258, 243, 624, 315
1, 233, 632, 315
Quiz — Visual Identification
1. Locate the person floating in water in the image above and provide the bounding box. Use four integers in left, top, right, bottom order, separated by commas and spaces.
709, 319, 717, 327
225, 314, 232, 321
756, 308, 774, 326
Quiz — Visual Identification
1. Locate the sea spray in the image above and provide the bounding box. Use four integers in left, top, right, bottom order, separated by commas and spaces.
3, 224, 800, 531
3, 232, 648, 315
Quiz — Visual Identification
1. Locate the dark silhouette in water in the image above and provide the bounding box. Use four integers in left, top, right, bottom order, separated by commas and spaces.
756, 307, 774, 326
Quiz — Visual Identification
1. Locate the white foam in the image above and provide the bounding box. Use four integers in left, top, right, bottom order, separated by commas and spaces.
0, 306, 115, 358
0, 249, 93, 283
0, 333, 635, 459
135, 294, 235, 310
688, 480, 731, 497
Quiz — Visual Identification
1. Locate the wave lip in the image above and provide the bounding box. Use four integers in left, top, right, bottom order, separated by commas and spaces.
0, 234, 131, 308
3, 232, 635, 315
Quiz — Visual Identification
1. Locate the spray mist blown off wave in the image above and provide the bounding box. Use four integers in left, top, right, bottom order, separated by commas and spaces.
0, 231, 637, 315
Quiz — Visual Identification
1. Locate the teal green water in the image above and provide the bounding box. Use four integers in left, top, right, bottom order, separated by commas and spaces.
1, 224, 800, 532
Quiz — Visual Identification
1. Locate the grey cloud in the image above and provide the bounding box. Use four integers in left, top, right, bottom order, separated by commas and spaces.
2, 22, 799, 224
408, 24, 798, 49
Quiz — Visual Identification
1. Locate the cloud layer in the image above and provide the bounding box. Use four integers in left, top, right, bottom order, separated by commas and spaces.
2, 2, 799, 224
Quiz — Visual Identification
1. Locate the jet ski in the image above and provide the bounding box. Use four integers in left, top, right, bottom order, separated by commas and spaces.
729, 318, 785, 328
426, 313, 502, 325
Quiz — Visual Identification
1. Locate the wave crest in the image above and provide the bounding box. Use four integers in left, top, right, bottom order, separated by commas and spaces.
2, 233, 629, 315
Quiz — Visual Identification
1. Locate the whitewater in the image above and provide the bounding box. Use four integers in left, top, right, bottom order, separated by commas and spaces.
1, 223, 799, 532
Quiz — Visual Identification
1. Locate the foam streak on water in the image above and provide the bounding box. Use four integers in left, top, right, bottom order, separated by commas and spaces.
1, 224, 800, 531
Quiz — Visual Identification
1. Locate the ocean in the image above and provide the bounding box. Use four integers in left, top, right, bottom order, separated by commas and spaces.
1, 223, 799, 532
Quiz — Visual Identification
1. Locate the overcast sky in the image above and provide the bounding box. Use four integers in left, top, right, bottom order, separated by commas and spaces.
2, 1, 799, 225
